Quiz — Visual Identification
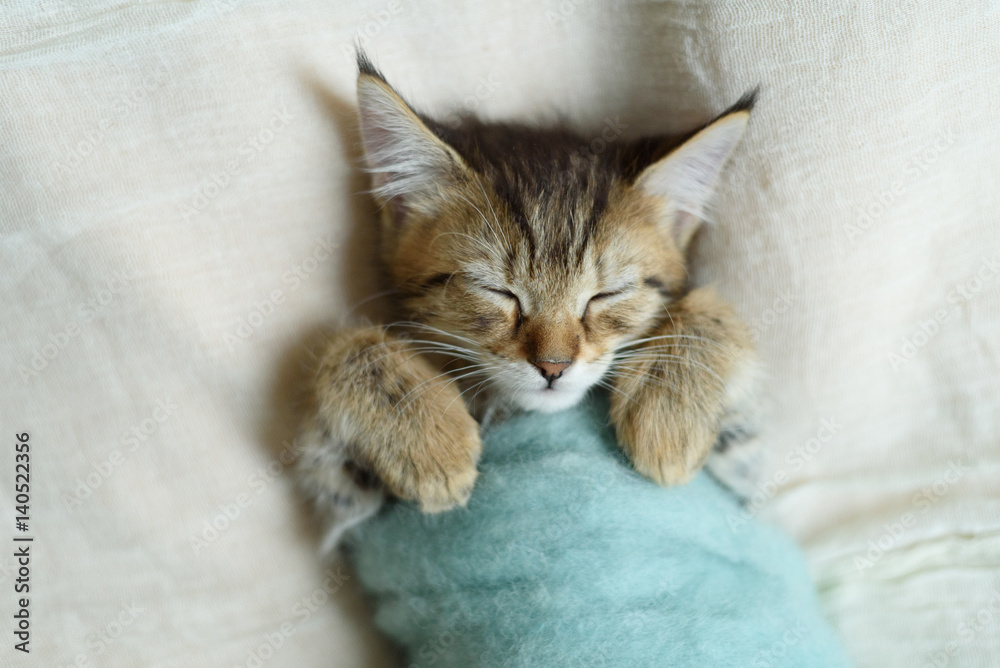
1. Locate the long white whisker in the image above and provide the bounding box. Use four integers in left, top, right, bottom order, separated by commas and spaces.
442, 374, 496, 416
472, 174, 512, 251
453, 191, 508, 257
387, 322, 482, 348
391, 365, 486, 417
428, 230, 503, 264
397, 363, 499, 416
613, 343, 729, 358
355, 342, 482, 370
610, 355, 725, 386
614, 333, 727, 351
593, 378, 642, 409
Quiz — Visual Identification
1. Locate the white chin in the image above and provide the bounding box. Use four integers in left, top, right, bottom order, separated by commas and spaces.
512, 386, 588, 413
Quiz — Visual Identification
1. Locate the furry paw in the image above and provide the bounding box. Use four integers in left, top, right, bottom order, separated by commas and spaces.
610, 388, 718, 486
295, 420, 387, 552
309, 327, 482, 514
379, 444, 479, 513
607, 287, 759, 487
362, 417, 480, 513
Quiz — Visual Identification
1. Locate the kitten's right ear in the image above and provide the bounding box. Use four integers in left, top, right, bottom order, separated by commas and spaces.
635, 90, 756, 251
356, 53, 470, 216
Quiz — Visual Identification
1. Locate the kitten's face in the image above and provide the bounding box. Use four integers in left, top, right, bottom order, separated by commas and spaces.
356, 57, 750, 413
388, 178, 686, 413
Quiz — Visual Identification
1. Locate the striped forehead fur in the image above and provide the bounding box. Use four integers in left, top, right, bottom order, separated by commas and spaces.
357, 54, 755, 265
356, 52, 756, 303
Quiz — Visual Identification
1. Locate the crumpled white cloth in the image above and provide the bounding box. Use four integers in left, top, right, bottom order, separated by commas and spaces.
1, 1, 998, 666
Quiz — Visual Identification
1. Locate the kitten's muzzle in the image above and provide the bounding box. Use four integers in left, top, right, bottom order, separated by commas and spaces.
533, 359, 573, 386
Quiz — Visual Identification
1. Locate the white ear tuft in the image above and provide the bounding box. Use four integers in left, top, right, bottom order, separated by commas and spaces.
357, 75, 465, 206
636, 111, 750, 249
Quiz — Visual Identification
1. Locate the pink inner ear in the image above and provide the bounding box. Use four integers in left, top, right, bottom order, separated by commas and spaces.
361, 115, 398, 167
635, 111, 749, 251
672, 210, 703, 250
388, 195, 408, 228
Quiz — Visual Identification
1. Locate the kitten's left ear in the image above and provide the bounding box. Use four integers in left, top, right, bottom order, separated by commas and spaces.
636, 90, 757, 250
355, 52, 471, 217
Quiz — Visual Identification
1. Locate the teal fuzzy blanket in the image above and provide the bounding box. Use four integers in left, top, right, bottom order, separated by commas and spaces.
345, 396, 850, 667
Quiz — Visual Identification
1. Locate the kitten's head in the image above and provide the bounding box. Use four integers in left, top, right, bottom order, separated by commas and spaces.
356, 54, 753, 413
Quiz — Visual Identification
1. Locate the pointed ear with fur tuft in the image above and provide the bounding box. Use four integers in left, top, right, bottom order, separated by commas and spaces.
636, 91, 756, 251
355, 54, 470, 221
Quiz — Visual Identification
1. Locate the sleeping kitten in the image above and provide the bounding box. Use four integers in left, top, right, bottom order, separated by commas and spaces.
296, 53, 762, 550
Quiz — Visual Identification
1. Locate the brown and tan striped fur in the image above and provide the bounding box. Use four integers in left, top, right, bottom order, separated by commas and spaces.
295, 55, 762, 548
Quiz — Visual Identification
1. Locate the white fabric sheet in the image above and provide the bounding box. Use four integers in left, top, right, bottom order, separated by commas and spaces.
1, 2, 998, 666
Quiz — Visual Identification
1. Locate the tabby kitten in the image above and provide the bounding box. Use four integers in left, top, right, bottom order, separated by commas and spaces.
296, 54, 761, 549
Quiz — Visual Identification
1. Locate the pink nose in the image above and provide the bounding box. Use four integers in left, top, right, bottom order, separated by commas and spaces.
533, 360, 572, 382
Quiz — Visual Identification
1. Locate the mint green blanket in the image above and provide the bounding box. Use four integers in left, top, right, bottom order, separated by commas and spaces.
346, 395, 850, 667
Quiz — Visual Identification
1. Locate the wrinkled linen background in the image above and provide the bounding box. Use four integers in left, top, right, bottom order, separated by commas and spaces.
1, 2, 998, 666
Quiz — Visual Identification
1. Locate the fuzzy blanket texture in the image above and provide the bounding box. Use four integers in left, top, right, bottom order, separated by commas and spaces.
1, 1, 998, 666
347, 396, 852, 668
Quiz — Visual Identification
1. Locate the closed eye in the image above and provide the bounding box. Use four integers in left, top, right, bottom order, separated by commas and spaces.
582, 286, 632, 320
590, 289, 625, 301
483, 287, 522, 313
486, 287, 518, 301
590, 283, 635, 303
483, 287, 523, 330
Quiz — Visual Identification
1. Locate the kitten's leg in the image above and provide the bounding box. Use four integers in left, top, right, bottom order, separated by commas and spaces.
704, 347, 767, 500
295, 416, 386, 553
608, 287, 761, 486
295, 327, 481, 538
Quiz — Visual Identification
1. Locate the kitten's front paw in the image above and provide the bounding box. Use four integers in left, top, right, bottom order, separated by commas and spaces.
611, 394, 717, 486
628, 443, 702, 486
608, 287, 757, 487
608, 342, 727, 485
313, 327, 482, 514
369, 424, 480, 513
